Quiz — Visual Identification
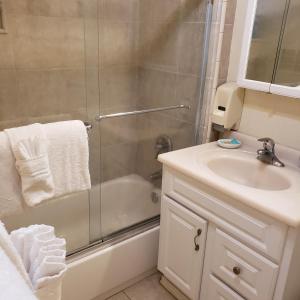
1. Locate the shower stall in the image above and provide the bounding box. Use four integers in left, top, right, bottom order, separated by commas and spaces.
1, 0, 212, 257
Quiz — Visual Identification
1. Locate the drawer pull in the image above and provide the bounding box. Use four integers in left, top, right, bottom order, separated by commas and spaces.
233, 266, 241, 275
194, 229, 202, 251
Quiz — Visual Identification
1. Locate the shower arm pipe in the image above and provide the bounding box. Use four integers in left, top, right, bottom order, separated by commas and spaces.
95, 104, 191, 121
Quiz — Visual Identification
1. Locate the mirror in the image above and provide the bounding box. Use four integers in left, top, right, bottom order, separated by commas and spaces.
273, 0, 300, 87
245, 0, 300, 89
245, 0, 287, 83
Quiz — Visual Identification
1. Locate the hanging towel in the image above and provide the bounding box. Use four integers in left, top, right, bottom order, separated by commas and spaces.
5, 124, 55, 207
0, 120, 91, 217
10, 225, 67, 300
0, 132, 24, 217
44, 120, 91, 198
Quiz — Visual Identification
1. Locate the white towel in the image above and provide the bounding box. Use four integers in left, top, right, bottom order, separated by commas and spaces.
5, 124, 55, 207
0, 132, 24, 217
44, 120, 91, 197
0, 120, 91, 217
0, 248, 37, 300
0, 222, 32, 288
10, 225, 67, 300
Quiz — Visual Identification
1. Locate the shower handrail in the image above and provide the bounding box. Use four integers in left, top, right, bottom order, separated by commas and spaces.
95, 104, 190, 121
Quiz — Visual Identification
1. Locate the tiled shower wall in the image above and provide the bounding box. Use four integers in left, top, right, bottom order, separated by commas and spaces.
99, 0, 209, 182
0, 0, 210, 184
135, 0, 207, 180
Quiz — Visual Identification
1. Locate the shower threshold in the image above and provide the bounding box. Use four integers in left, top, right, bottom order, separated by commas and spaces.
67, 216, 160, 260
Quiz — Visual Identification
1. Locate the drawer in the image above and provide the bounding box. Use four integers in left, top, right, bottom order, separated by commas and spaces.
209, 227, 279, 300
163, 168, 287, 262
205, 274, 245, 300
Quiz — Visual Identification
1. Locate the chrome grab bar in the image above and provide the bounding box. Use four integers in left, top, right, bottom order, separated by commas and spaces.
96, 104, 190, 121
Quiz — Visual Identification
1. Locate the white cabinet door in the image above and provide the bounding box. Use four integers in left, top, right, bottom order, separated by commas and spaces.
158, 196, 207, 300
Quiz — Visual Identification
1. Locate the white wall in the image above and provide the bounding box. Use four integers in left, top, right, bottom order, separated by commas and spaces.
227, 0, 300, 151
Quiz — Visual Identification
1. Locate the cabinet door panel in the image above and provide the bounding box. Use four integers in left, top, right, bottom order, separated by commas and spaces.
158, 196, 207, 300
205, 274, 245, 300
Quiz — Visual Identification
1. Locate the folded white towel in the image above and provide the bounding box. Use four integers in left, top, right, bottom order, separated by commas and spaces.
10, 225, 67, 300
0, 222, 32, 288
5, 124, 55, 207
0, 132, 24, 217
0, 248, 37, 300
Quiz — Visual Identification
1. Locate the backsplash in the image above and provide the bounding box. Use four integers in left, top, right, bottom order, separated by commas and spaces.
239, 90, 300, 150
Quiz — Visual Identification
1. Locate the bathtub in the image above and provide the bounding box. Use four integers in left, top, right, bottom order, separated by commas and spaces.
4, 174, 161, 300
100, 174, 161, 237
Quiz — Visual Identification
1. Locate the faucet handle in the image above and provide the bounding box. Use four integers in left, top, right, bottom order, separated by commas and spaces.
258, 137, 275, 152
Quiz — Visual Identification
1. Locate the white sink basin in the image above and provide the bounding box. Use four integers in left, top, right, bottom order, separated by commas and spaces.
201, 151, 291, 191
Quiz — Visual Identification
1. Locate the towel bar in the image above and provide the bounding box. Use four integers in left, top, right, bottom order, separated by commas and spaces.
96, 104, 191, 121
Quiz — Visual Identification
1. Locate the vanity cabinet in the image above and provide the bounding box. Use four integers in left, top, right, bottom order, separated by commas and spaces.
158, 167, 300, 300
237, 0, 300, 98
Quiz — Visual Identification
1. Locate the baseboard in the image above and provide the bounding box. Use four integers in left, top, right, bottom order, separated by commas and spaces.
160, 276, 190, 300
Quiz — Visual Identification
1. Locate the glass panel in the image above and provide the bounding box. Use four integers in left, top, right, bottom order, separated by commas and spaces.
246, 0, 287, 83
99, 0, 207, 238
1, 0, 100, 253
273, 0, 300, 87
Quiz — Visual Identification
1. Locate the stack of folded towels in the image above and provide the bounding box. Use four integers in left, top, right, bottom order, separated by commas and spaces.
0, 222, 66, 300
0, 120, 91, 299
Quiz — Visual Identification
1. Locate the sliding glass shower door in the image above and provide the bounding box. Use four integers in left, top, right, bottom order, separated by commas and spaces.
96, 0, 210, 241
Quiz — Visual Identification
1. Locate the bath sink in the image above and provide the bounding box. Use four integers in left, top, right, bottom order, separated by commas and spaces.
205, 152, 291, 191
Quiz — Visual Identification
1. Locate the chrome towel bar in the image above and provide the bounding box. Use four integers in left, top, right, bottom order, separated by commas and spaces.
96, 104, 190, 121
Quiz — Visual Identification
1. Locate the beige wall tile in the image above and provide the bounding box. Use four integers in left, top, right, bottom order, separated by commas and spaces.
138, 68, 177, 108
5, 0, 86, 18
16, 69, 86, 117
0, 70, 19, 121
11, 15, 85, 69
99, 0, 138, 22
99, 21, 138, 67
139, 20, 180, 72
178, 22, 205, 75
180, 0, 207, 22
100, 65, 138, 112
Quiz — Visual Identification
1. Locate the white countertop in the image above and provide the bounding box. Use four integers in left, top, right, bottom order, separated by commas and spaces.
158, 134, 300, 227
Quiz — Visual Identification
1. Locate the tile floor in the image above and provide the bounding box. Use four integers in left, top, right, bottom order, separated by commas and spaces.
106, 273, 176, 300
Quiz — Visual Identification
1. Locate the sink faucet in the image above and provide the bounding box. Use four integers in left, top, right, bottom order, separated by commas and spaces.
257, 137, 285, 167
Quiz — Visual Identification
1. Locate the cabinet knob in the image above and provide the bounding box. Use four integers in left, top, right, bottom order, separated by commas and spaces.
233, 266, 241, 275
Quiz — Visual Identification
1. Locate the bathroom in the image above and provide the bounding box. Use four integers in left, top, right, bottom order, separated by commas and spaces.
0, 0, 300, 299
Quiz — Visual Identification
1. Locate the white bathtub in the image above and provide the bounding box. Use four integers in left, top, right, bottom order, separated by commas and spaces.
100, 174, 161, 237
4, 173, 160, 253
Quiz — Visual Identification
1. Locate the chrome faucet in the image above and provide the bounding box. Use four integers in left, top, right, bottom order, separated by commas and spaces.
257, 137, 285, 167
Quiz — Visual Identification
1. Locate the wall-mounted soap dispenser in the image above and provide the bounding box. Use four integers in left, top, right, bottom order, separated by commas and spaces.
211, 83, 245, 131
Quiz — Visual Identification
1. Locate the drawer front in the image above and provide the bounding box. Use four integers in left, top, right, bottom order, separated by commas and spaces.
205, 274, 245, 300
210, 227, 279, 300
163, 168, 287, 262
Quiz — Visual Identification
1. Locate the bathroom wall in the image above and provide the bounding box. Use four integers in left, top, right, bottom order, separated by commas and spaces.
135, 0, 207, 180
98, 0, 140, 182
227, 0, 300, 151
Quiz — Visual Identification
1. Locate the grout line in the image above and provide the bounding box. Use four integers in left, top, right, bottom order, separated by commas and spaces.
122, 291, 132, 300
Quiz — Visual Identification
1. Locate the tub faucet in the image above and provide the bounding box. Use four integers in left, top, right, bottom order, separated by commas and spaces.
257, 137, 285, 167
